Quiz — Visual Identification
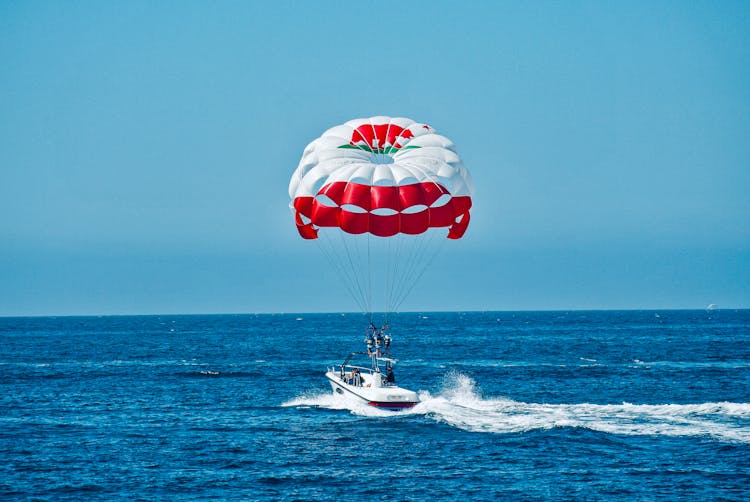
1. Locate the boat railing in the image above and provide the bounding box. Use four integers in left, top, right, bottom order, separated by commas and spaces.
329, 363, 395, 387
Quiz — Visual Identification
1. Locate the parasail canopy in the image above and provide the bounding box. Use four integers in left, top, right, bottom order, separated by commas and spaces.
289, 116, 473, 240
288, 116, 474, 316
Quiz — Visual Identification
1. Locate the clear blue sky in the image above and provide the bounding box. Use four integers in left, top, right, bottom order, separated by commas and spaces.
1, 1, 749, 315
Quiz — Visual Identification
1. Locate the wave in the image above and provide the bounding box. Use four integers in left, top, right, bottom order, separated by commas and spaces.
1, 360, 213, 368
175, 370, 263, 378
423, 359, 750, 369
283, 372, 750, 443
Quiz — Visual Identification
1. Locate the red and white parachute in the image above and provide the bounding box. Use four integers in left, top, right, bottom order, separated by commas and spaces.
289, 116, 473, 314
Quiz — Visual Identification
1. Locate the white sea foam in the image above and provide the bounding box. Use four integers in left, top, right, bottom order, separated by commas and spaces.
283, 372, 750, 443
414, 372, 750, 443
281, 391, 394, 417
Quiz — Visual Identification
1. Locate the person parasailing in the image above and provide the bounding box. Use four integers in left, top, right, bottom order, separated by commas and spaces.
382, 322, 392, 356
365, 323, 376, 356
374, 329, 384, 357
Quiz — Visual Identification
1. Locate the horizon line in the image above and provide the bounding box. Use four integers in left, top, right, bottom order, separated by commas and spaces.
1, 307, 747, 319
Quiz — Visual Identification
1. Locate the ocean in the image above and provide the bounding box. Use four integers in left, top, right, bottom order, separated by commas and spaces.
1, 310, 748, 500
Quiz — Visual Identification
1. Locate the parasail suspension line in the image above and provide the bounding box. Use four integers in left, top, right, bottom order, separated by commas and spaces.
392, 231, 446, 312
316, 231, 368, 313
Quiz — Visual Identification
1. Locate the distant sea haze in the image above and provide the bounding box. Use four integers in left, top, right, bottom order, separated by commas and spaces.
1, 310, 749, 499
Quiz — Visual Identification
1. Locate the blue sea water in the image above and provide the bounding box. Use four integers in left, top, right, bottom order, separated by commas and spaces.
1, 310, 749, 500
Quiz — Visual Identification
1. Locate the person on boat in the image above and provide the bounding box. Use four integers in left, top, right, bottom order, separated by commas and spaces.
386, 365, 395, 384
352, 368, 362, 387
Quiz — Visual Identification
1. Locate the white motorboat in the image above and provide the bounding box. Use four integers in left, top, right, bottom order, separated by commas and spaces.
325, 352, 419, 410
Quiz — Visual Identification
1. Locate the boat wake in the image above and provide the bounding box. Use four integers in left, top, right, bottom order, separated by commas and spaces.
283, 372, 750, 443
282, 391, 398, 417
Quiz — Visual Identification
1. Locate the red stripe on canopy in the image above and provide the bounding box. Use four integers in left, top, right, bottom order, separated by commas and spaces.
293, 182, 471, 239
